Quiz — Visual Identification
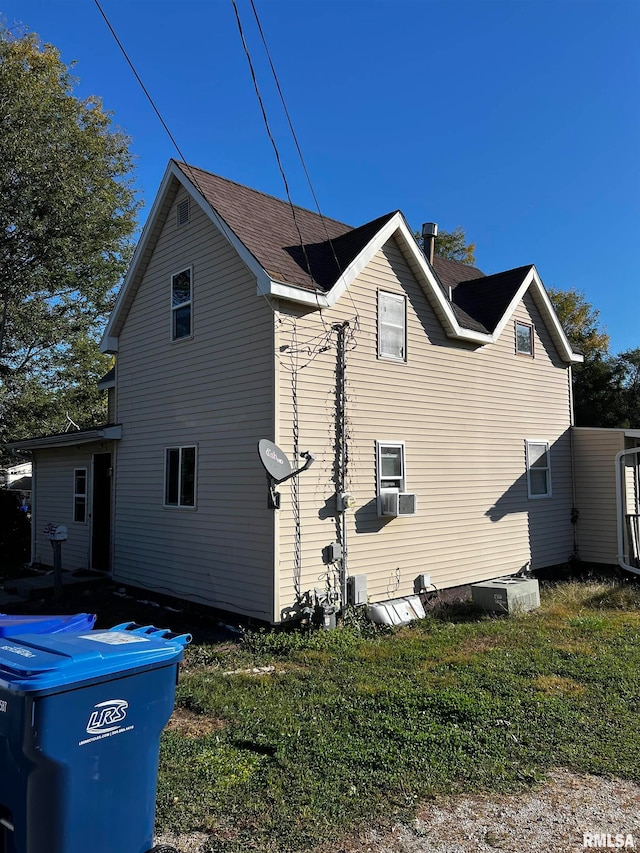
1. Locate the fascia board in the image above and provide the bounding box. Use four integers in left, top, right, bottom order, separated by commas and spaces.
490, 267, 536, 343
491, 266, 582, 364
8, 425, 122, 451
529, 268, 584, 363
266, 281, 330, 308
449, 327, 494, 344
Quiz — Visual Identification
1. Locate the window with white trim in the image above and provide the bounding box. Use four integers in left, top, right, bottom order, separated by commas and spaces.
516, 321, 534, 356
378, 291, 406, 361
74, 468, 87, 523
526, 440, 551, 498
376, 441, 406, 492
171, 268, 192, 341
164, 446, 197, 507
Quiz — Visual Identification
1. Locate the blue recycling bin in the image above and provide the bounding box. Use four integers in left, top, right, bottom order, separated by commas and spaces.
0, 614, 96, 637
0, 622, 190, 853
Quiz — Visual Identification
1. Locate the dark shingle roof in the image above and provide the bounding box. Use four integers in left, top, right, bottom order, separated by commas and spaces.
176, 163, 535, 338
452, 265, 533, 334
176, 163, 354, 291
432, 255, 485, 291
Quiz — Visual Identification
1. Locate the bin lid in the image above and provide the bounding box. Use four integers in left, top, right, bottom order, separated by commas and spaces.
0, 613, 96, 637
0, 624, 190, 695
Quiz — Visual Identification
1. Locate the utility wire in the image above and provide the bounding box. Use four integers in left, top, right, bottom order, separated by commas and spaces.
93, 0, 189, 167
93, 0, 284, 323
249, 1, 341, 259
248, 0, 361, 329
230, 0, 314, 289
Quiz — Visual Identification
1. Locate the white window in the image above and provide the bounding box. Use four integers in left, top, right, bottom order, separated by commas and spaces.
516, 321, 534, 356
73, 468, 87, 523
171, 268, 192, 341
376, 441, 406, 492
164, 446, 197, 508
378, 291, 406, 361
526, 440, 551, 498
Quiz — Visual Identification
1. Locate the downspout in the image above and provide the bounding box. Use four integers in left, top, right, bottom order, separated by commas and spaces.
568, 365, 579, 559
615, 447, 640, 575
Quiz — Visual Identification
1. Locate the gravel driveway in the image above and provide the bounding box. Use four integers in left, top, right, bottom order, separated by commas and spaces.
156, 768, 640, 853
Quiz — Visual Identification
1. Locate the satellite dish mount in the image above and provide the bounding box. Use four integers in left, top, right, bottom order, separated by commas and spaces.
257, 439, 315, 510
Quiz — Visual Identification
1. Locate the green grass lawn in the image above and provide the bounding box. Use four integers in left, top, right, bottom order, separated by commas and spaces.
156, 581, 640, 852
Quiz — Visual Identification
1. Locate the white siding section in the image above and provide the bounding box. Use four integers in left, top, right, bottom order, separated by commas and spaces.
275, 238, 575, 618
114, 188, 276, 621
31, 445, 106, 570
572, 428, 625, 564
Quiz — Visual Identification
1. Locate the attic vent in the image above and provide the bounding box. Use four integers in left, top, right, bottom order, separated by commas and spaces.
177, 198, 190, 226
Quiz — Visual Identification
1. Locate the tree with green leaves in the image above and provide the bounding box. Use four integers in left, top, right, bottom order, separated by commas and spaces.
414, 225, 476, 265
0, 26, 139, 459
548, 287, 638, 428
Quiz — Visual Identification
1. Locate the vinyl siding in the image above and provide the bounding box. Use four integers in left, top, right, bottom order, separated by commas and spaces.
275, 238, 574, 617
31, 445, 109, 570
572, 428, 625, 564
113, 188, 276, 621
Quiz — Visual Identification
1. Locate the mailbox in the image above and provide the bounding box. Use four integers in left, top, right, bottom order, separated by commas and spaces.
45, 524, 68, 542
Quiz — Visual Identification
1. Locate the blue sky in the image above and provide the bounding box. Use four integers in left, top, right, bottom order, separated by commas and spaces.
3, 0, 639, 354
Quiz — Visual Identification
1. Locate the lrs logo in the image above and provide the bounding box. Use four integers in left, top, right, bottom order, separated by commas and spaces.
86, 699, 129, 734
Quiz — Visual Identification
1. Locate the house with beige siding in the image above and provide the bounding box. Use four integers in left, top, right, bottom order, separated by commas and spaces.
12, 160, 597, 622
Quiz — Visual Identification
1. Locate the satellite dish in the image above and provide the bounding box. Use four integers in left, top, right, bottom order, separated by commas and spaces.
258, 439, 292, 484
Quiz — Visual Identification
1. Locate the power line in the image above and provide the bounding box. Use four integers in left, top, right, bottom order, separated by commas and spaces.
230, 0, 315, 290
248, 0, 361, 330
93, 0, 189, 167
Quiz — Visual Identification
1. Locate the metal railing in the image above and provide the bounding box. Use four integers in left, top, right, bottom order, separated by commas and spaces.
627, 514, 640, 569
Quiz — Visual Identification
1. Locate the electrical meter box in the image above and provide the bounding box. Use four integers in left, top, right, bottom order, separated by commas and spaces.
346, 575, 368, 606
471, 577, 540, 614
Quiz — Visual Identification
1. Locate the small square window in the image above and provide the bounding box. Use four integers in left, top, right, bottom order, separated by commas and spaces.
165, 446, 197, 508
74, 468, 87, 523
172, 268, 192, 340
378, 291, 406, 361
516, 321, 534, 356
526, 440, 551, 498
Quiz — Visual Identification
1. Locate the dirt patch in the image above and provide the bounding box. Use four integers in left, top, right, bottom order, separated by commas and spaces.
165, 707, 226, 738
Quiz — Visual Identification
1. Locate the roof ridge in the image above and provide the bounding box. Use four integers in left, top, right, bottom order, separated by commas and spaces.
175, 160, 354, 233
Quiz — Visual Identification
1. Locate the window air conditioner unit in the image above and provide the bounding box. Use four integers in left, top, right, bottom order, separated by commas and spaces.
378, 492, 417, 517
398, 492, 417, 516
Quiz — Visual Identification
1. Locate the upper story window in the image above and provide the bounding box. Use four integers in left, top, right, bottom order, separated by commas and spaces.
176, 198, 190, 226
516, 321, 534, 356
526, 440, 551, 498
376, 441, 406, 492
74, 468, 87, 523
164, 446, 197, 508
172, 268, 192, 341
378, 291, 406, 361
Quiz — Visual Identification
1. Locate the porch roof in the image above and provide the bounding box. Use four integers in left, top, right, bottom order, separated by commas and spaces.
7, 424, 122, 452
